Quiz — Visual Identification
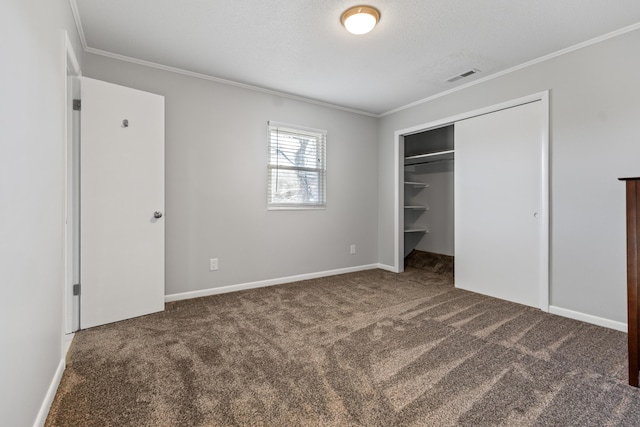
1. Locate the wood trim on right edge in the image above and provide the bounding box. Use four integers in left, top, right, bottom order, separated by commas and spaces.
623, 178, 640, 387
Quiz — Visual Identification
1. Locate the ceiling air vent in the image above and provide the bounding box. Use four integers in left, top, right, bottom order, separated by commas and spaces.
446, 68, 480, 83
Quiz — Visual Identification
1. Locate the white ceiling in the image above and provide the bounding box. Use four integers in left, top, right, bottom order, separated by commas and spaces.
72, 0, 640, 116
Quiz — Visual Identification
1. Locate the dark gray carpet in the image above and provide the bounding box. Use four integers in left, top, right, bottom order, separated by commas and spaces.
46, 268, 640, 426
405, 250, 454, 275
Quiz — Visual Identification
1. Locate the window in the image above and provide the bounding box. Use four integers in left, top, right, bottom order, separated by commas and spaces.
267, 121, 326, 209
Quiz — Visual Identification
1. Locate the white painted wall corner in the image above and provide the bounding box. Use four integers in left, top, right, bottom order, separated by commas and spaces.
376, 263, 399, 273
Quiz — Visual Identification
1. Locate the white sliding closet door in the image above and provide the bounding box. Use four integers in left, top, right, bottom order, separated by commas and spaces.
454, 101, 546, 309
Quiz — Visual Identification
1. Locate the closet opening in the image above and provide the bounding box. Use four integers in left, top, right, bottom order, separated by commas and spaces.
402, 125, 455, 273
393, 91, 549, 310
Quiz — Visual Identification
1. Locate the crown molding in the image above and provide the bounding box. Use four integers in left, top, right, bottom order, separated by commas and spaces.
67, 1, 376, 117
83, 47, 378, 117
379, 21, 640, 117
67, 0, 640, 119
68, 0, 87, 50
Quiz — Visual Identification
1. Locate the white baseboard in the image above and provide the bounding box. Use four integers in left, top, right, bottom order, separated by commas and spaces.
376, 263, 399, 273
33, 358, 65, 427
165, 264, 382, 302
549, 305, 627, 332
166, 269, 627, 332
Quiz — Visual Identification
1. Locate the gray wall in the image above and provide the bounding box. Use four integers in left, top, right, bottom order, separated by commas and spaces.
83, 55, 379, 296
3, 7, 637, 423
0, 0, 83, 425
378, 28, 640, 324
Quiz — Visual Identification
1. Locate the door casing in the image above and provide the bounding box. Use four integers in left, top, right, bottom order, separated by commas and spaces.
64, 32, 81, 334
393, 91, 549, 311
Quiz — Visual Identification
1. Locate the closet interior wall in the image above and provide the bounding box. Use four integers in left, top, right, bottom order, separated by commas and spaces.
404, 125, 455, 257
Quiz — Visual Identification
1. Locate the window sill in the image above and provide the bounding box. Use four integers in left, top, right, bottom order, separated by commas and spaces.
267, 205, 326, 211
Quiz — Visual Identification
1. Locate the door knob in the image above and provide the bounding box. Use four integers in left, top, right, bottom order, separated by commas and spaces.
154, 211, 163, 219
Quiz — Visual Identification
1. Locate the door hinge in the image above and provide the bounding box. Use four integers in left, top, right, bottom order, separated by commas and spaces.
73, 99, 81, 111
73, 284, 81, 296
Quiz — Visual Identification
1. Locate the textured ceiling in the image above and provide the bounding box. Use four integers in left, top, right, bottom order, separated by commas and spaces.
73, 0, 640, 115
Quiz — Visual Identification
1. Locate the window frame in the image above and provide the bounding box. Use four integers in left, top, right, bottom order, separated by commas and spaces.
267, 121, 327, 210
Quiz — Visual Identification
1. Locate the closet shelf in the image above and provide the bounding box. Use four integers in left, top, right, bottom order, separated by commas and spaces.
404, 205, 429, 210
404, 181, 429, 187
404, 228, 429, 233
405, 149, 454, 166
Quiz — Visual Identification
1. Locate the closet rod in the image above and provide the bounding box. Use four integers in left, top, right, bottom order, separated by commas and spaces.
404, 158, 454, 167
405, 149, 454, 161
404, 149, 454, 166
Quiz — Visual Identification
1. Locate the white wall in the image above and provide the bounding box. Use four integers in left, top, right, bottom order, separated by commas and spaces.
82, 54, 379, 296
0, 1, 83, 425
378, 28, 640, 325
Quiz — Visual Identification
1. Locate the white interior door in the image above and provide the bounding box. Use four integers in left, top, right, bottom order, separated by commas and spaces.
454, 101, 546, 309
80, 77, 165, 329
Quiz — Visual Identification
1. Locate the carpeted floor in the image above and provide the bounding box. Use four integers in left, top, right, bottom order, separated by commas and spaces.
405, 250, 454, 275
46, 267, 640, 426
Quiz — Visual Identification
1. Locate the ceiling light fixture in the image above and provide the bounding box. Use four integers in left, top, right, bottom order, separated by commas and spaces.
341, 6, 380, 35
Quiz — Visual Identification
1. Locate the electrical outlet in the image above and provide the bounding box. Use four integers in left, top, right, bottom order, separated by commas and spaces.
350, 244, 356, 254
209, 258, 218, 271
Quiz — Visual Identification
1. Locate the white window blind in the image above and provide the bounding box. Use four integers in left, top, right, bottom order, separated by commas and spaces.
267, 121, 326, 209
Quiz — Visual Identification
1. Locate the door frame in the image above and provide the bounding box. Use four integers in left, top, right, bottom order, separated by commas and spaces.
393, 90, 550, 311
64, 31, 81, 335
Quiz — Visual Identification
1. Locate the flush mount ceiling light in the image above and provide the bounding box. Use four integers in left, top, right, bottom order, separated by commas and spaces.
341, 5, 380, 35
